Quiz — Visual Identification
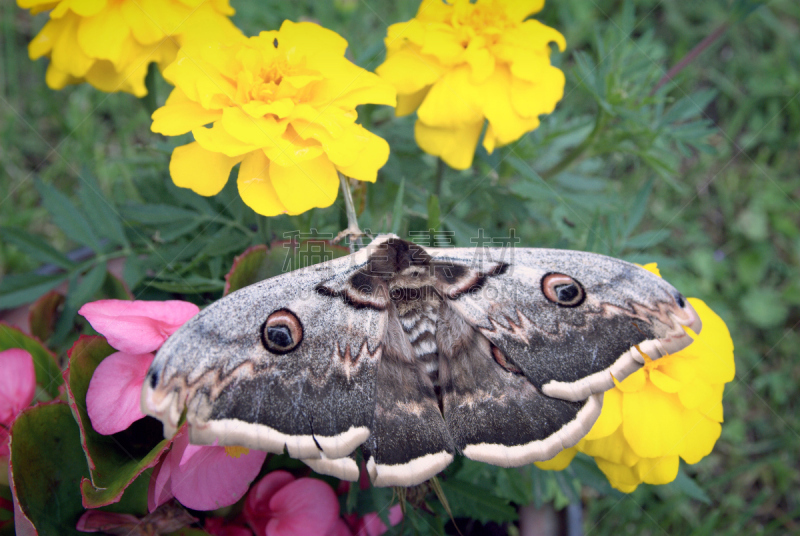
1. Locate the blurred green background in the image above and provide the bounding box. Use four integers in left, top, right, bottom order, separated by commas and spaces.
1, 0, 798, 533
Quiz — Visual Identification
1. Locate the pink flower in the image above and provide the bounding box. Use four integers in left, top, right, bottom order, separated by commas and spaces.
149, 426, 267, 512
244, 470, 349, 536
0, 349, 36, 459
205, 516, 254, 536
354, 505, 403, 536
78, 299, 199, 435
79, 299, 200, 354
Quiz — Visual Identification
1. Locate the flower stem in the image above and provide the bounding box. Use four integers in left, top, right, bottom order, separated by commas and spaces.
651, 22, 730, 95
435, 157, 445, 198
540, 110, 607, 180
337, 173, 363, 251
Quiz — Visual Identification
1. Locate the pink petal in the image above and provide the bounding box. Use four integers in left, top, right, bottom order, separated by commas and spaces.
266, 478, 339, 536
327, 518, 354, 536
0, 349, 36, 425
245, 471, 296, 535
148, 452, 175, 513
86, 352, 154, 435
357, 505, 403, 536
169, 435, 267, 511
79, 300, 200, 354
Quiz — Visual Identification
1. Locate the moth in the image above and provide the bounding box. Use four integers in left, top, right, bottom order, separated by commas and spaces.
142, 235, 701, 487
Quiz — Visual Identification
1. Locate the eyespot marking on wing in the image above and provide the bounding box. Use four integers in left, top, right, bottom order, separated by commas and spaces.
541, 272, 586, 307
261, 309, 303, 354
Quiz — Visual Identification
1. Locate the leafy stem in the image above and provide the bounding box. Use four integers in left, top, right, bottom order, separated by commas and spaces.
540, 110, 608, 180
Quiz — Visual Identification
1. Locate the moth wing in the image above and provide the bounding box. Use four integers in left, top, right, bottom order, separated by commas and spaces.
427, 247, 702, 402
362, 336, 455, 487
438, 305, 602, 465
142, 251, 384, 470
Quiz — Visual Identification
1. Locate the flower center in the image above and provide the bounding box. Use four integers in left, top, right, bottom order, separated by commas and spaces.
452, 1, 511, 47
224, 445, 250, 458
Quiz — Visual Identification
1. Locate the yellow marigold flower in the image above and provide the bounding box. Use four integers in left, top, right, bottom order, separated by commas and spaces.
536, 264, 735, 493
375, 0, 566, 170
18, 0, 241, 96
151, 21, 396, 216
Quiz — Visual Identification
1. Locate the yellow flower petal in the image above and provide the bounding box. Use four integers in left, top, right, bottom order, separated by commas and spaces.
622, 382, 684, 458
594, 459, 641, 493
193, 124, 262, 157
509, 65, 565, 119
50, 13, 94, 77
334, 126, 390, 183
396, 86, 431, 117
534, 447, 577, 470
580, 427, 639, 467
420, 28, 463, 65
615, 368, 646, 393
170, 142, 241, 196
679, 409, 721, 464
649, 369, 682, 393
415, 120, 484, 170
151, 89, 223, 135
584, 388, 622, 440
237, 150, 287, 217
375, 48, 443, 95
635, 455, 679, 485
679, 298, 735, 384
220, 107, 288, 147
496, 0, 545, 21
120, 0, 164, 45
269, 153, 339, 215
639, 263, 661, 277
417, 67, 483, 128
76, 5, 129, 66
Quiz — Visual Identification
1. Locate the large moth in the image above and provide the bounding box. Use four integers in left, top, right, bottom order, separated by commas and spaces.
142, 235, 701, 487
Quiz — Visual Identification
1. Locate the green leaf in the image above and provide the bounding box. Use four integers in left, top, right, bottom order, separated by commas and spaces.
66, 336, 171, 510
623, 178, 653, 238
10, 402, 88, 535
28, 290, 65, 342
624, 229, 671, 249
120, 203, 200, 225
439, 479, 517, 524
146, 276, 225, 294
740, 287, 789, 329
0, 324, 62, 398
198, 227, 252, 258
667, 466, 711, 504
1, 227, 74, 269
67, 262, 108, 310
78, 185, 129, 248
36, 179, 101, 251
0, 272, 68, 309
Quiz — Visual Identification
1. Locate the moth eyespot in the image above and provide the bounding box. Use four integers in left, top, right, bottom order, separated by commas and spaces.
674, 292, 686, 308
541, 272, 586, 307
148, 371, 158, 389
261, 309, 303, 354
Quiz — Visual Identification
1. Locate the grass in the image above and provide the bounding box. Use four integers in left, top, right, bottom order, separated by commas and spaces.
1, 0, 799, 534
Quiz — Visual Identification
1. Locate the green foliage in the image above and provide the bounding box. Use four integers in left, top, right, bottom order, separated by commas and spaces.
1, 0, 799, 533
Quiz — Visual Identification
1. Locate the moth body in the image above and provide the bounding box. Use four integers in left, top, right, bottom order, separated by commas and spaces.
143, 235, 702, 487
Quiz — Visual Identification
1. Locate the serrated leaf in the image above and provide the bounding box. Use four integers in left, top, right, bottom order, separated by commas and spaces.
625, 229, 671, 249
66, 336, 171, 510
10, 402, 88, 535
439, 479, 517, 524
668, 466, 711, 504
35, 179, 101, 251
146, 276, 225, 294
624, 178, 653, 238
0, 324, 62, 398
78, 185, 129, 247
120, 204, 200, 225
198, 228, 252, 258
1, 227, 74, 269
0, 272, 68, 309
67, 262, 108, 309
